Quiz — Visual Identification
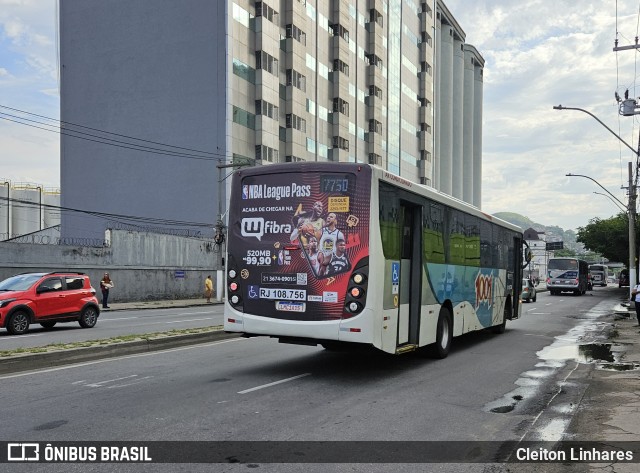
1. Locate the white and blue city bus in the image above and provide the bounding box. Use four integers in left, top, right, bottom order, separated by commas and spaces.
224, 163, 525, 357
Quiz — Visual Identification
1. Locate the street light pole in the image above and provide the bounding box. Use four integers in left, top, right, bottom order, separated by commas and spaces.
555, 104, 638, 297
592, 192, 628, 213
565, 173, 627, 209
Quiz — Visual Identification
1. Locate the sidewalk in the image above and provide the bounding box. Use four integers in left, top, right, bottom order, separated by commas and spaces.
569, 301, 640, 471
102, 297, 223, 311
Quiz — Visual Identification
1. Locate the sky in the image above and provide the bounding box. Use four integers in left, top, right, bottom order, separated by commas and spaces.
2, 0, 640, 231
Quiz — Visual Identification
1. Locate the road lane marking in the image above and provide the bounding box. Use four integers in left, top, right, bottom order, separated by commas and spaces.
238, 373, 312, 394
0, 333, 45, 341
84, 374, 139, 387
0, 337, 247, 380
107, 376, 153, 389
165, 318, 213, 324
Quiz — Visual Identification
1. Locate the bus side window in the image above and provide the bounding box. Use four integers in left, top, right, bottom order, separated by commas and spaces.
379, 183, 401, 260
480, 220, 493, 268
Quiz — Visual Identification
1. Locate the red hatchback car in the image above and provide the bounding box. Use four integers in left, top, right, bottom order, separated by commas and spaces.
0, 272, 100, 335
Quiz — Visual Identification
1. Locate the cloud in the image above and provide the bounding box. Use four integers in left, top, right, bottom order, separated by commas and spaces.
446, 0, 640, 230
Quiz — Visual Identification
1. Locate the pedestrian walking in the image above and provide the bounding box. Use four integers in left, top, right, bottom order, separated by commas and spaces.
632, 283, 640, 326
204, 275, 213, 303
100, 272, 114, 309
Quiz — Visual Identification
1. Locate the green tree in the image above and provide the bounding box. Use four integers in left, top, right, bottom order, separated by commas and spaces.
576, 213, 634, 266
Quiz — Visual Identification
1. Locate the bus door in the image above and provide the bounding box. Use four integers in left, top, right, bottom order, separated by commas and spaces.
512, 235, 525, 319
397, 202, 423, 348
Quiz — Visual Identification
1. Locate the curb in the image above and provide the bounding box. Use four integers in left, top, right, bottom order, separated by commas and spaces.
0, 330, 240, 376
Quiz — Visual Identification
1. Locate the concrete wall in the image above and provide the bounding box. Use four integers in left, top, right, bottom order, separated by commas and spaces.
0, 230, 222, 302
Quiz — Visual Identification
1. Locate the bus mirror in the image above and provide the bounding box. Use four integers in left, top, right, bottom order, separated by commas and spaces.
525, 249, 532, 263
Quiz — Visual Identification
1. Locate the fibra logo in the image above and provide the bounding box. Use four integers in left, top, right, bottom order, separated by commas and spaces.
475, 270, 493, 310
241, 218, 292, 241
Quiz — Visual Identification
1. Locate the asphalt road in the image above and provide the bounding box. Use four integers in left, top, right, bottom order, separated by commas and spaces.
0, 286, 622, 472
0, 305, 225, 351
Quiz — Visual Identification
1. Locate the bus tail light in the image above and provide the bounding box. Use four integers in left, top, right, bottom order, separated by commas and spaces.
227, 256, 243, 310
343, 257, 369, 319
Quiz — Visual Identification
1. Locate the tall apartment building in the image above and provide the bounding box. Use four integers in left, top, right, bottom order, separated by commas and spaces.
59, 0, 483, 241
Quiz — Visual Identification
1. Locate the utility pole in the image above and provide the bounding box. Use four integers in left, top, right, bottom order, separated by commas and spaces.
613, 37, 640, 294
629, 162, 637, 290
215, 160, 255, 302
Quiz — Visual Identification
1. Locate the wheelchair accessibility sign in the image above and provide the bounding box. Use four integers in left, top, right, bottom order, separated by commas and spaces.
391, 262, 399, 295
248, 285, 260, 299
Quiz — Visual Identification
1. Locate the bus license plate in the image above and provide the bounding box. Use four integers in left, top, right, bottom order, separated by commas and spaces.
275, 301, 306, 312
259, 288, 306, 301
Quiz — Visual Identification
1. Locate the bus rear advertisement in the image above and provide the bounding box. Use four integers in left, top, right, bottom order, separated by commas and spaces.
588, 264, 608, 287
547, 258, 589, 295
224, 163, 525, 357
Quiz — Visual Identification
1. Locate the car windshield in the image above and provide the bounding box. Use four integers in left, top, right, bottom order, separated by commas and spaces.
0, 274, 43, 291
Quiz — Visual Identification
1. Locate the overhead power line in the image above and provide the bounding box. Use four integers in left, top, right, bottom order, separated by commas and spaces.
0, 195, 214, 229
0, 104, 235, 162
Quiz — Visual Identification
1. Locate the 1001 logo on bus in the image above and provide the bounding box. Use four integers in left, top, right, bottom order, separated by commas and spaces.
241, 218, 292, 241
475, 271, 493, 309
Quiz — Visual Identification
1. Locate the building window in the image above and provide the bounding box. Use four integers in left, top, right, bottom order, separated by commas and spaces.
233, 106, 255, 129
286, 69, 306, 91
256, 51, 278, 75
333, 97, 349, 116
419, 97, 431, 108
286, 24, 306, 45
333, 59, 349, 76
369, 119, 382, 134
369, 85, 383, 99
369, 9, 383, 27
366, 54, 383, 69
286, 113, 307, 132
285, 155, 304, 162
420, 62, 432, 75
330, 23, 349, 42
332, 136, 349, 150
255, 1, 278, 23
255, 100, 279, 120
421, 31, 433, 46
255, 145, 279, 162
232, 58, 255, 84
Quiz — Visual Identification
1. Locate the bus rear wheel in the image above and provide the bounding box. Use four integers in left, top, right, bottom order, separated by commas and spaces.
429, 307, 452, 359
492, 300, 509, 334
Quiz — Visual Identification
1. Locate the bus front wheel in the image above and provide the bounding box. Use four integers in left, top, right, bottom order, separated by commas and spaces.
430, 307, 452, 359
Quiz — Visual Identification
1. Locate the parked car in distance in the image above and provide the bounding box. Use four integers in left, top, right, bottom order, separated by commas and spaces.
521, 278, 537, 303
619, 270, 630, 288
0, 272, 100, 335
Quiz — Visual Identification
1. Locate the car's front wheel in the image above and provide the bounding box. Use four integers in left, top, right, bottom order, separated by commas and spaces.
79, 306, 98, 328
7, 311, 30, 335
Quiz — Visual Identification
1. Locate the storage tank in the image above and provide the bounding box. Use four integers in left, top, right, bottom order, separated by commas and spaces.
11, 183, 43, 237
43, 188, 61, 228
0, 180, 10, 240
